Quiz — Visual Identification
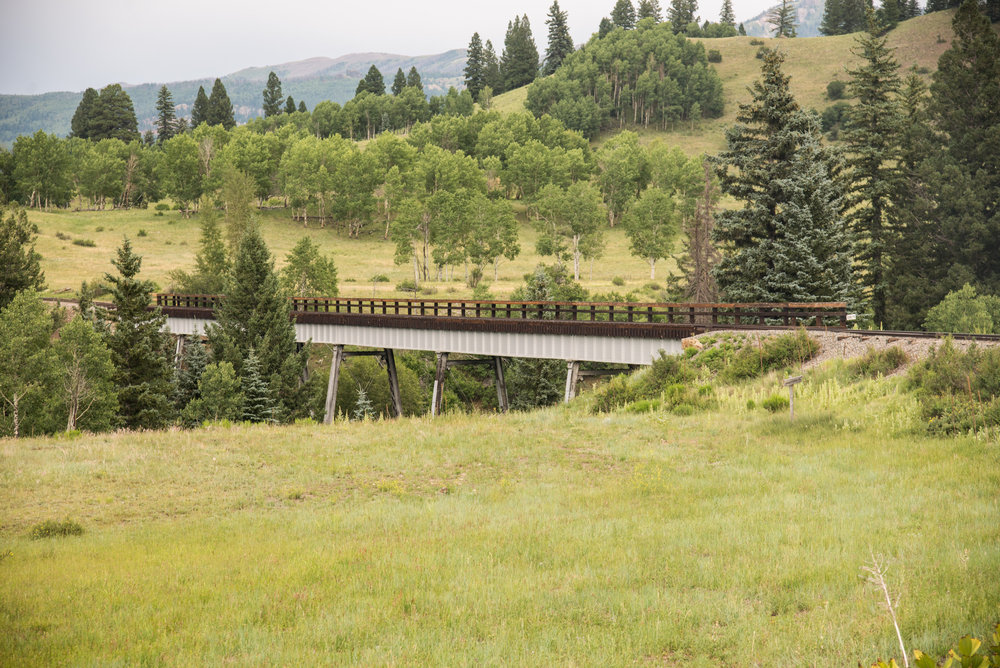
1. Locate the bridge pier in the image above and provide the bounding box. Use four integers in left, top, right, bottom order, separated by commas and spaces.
324, 345, 405, 422
431, 354, 509, 417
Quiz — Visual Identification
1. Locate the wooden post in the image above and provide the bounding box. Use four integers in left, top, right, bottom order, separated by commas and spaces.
323, 344, 345, 424
783, 375, 802, 422
564, 360, 580, 403
493, 356, 509, 413
431, 352, 449, 417
384, 348, 403, 418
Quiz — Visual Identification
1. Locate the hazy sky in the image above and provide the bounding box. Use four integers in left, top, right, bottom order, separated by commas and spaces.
1, 0, 776, 95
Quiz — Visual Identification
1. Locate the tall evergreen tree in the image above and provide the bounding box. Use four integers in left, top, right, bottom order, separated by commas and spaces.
768, 0, 798, 37
844, 13, 904, 325
668, 0, 699, 30
240, 348, 275, 423
612, 0, 638, 28
720, 0, 736, 26
406, 66, 424, 93
598, 17, 615, 37
206, 78, 236, 129
465, 32, 487, 99
284, 96, 296, 114
712, 49, 853, 303
174, 337, 207, 411
501, 15, 540, 91
262, 71, 283, 117
70, 88, 99, 139
544, 1, 575, 75
0, 205, 45, 311
356, 65, 386, 96
483, 41, 503, 93
89, 84, 140, 142
298, 100, 307, 113
206, 227, 306, 420
155, 85, 178, 144
391, 68, 407, 95
638, 0, 664, 21
102, 238, 174, 429
191, 85, 210, 127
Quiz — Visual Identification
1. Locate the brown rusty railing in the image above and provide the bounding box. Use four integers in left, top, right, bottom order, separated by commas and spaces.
154, 294, 848, 328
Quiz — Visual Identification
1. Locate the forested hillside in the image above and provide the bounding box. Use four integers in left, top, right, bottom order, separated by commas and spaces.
0, 50, 466, 146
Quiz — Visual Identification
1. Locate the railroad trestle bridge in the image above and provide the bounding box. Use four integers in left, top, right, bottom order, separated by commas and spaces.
156, 294, 848, 420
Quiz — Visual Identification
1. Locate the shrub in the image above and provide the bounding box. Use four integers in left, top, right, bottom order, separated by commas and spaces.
826, 80, 846, 100
907, 339, 1000, 433
923, 283, 1000, 334
29, 519, 83, 539
370, 273, 389, 283
137, 229, 148, 237
636, 351, 696, 397
750, 38, 765, 45
756, 47, 768, 59
95, 226, 104, 232
396, 279, 418, 293
852, 346, 908, 378
707, 49, 722, 63
72, 238, 96, 247
419, 285, 438, 296
590, 374, 638, 413
154, 211, 164, 217
155, 202, 170, 211
761, 394, 789, 412
718, 330, 819, 383
56, 231, 71, 241
643, 281, 662, 292
612, 276, 625, 287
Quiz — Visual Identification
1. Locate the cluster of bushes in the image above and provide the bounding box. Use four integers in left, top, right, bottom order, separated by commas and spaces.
688, 329, 820, 382
590, 352, 712, 414
907, 339, 1000, 434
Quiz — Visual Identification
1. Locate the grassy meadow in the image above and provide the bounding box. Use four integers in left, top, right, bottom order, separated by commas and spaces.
30, 206, 677, 302
2, 365, 998, 665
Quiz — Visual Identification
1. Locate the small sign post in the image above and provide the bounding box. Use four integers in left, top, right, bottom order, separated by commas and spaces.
783, 375, 802, 421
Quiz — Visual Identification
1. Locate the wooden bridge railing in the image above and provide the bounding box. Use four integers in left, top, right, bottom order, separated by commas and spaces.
155, 294, 848, 328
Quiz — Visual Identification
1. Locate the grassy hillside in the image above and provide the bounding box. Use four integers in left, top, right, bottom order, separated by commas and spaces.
30, 207, 677, 301
2, 365, 997, 664
498, 11, 963, 157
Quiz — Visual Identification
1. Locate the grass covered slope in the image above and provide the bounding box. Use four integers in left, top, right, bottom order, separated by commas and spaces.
2, 366, 998, 664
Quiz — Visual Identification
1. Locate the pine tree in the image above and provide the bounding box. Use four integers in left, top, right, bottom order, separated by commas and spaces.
174, 337, 207, 410
483, 41, 502, 93
284, 96, 296, 114
298, 101, 307, 113
155, 85, 178, 144
720, 0, 736, 26
406, 66, 424, 93
89, 84, 140, 142
844, 13, 904, 325
465, 32, 486, 99
668, 0, 699, 30
262, 72, 283, 117
638, 0, 664, 22
102, 238, 174, 429
738, 22, 747, 35
70, 88, 99, 139
240, 348, 274, 423
501, 15, 540, 91
768, 0, 798, 37
599, 17, 615, 37
391, 68, 407, 95
351, 385, 374, 421
0, 205, 45, 311
544, 1, 575, 75
712, 48, 853, 304
191, 85, 210, 127
207, 78, 236, 129
356, 65, 386, 96
206, 227, 305, 420
612, 0, 637, 28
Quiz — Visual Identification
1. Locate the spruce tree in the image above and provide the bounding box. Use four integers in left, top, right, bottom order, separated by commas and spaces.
298, 101, 307, 113
501, 15, 540, 91
668, 0, 698, 30
206, 227, 305, 420
102, 238, 174, 429
207, 78, 236, 129
739, 22, 746, 35
356, 65, 386, 96
612, 0, 637, 29
638, 0, 664, 21
191, 85, 210, 127
768, 0, 798, 37
90, 84, 140, 142
174, 338, 207, 410
391, 68, 407, 95
406, 66, 424, 93
0, 205, 45, 311
712, 48, 853, 304
544, 1, 575, 75
465, 32, 487, 99
483, 41, 502, 93
155, 85, 178, 144
240, 349, 274, 423
599, 17, 615, 37
262, 72, 283, 117
844, 13, 904, 325
70, 88, 99, 139
284, 96, 296, 114
720, 0, 735, 26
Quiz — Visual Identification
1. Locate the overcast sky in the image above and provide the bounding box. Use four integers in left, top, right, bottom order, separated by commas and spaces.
1, 0, 777, 95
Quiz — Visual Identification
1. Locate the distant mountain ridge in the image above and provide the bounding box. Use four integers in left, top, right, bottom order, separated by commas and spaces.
0, 49, 467, 146
741, 0, 826, 37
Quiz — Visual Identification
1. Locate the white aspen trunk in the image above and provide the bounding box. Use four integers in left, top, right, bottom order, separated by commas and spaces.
650, 258, 656, 280
12, 394, 20, 439
413, 255, 420, 285
572, 235, 581, 281
494, 259, 500, 282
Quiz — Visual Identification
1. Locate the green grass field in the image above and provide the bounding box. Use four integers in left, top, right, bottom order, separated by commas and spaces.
30, 206, 678, 301
1, 366, 998, 665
